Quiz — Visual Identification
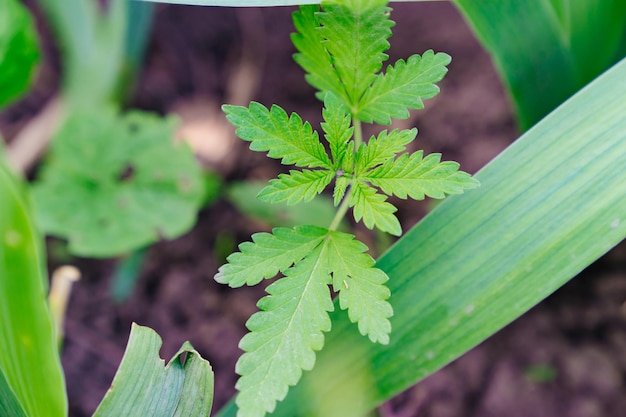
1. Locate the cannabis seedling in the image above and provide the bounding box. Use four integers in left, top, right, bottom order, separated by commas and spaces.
215, 1, 478, 416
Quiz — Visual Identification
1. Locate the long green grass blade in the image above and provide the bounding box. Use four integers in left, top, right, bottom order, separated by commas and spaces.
453, 0, 626, 130
93, 323, 214, 417
0, 163, 67, 417
216, 56, 626, 417
0, 369, 28, 417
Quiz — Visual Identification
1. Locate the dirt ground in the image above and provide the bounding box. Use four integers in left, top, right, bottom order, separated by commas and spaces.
3, 2, 625, 417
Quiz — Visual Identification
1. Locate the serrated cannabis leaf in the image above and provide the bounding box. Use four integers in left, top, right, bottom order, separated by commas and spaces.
235, 242, 334, 417
258, 169, 335, 205
227, 182, 342, 230
224, 102, 332, 169
220, 224, 394, 417
321, 92, 353, 170
365, 151, 480, 200
292, 5, 345, 102
357, 51, 452, 124
325, 231, 392, 344
333, 175, 351, 207
215, 226, 328, 288
31, 108, 204, 258
356, 128, 417, 172
350, 181, 401, 236
317, 2, 394, 106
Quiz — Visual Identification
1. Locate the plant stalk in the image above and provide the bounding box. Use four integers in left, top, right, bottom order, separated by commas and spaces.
328, 183, 353, 231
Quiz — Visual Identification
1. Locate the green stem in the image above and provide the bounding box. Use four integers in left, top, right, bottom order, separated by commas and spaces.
353, 118, 363, 148
329, 117, 362, 231
328, 183, 352, 231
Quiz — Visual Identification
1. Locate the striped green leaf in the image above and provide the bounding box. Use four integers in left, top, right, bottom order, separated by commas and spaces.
453, 0, 626, 130
0, 163, 67, 417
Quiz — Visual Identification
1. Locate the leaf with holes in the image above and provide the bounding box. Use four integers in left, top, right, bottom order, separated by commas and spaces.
30, 108, 205, 258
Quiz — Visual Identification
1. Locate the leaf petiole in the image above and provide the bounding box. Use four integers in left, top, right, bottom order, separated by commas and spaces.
328, 181, 353, 231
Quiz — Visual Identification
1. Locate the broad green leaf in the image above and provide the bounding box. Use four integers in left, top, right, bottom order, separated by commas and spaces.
350, 181, 401, 236
0, 367, 28, 417
0, 0, 40, 109
453, 0, 626, 130
93, 323, 214, 417
30, 108, 204, 258
227, 182, 342, 229
258, 169, 335, 205
235, 242, 334, 417
325, 231, 392, 344
355, 128, 416, 172
317, 2, 394, 106
321, 92, 353, 170
292, 6, 345, 103
365, 151, 480, 199
215, 225, 328, 287
357, 51, 451, 124
224, 103, 332, 169
216, 55, 626, 417
0, 162, 67, 417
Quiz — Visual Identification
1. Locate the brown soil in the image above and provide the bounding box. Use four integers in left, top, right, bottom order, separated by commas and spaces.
3, 2, 625, 417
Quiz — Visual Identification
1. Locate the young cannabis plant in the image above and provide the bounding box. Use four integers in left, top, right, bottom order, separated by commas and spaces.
216, 1, 479, 416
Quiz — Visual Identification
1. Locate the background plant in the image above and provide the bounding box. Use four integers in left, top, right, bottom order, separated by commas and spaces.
0, 1, 215, 415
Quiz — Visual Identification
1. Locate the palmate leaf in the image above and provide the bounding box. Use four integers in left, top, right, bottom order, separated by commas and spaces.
226, 224, 396, 417
215, 226, 328, 287
235, 242, 334, 417
325, 231, 392, 344
317, 1, 394, 106
365, 151, 480, 199
355, 128, 417, 172
292, 6, 345, 102
357, 51, 452, 124
258, 169, 335, 205
223, 103, 332, 169
350, 181, 401, 235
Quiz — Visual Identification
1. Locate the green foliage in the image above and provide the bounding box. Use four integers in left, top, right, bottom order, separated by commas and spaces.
453, 0, 626, 130
227, 181, 342, 229
0, 162, 67, 417
31, 108, 205, 258
223, 103, 331, 169
93, 323, 214, 417
217, 226, 392, 417
357, 51, 452, 124
364, 151, 477, 200
35, 0, 127, 107
292, 3, 450, 122
217, 1, 477, 416
217, 50, 626, 417
0, 370, 28, 417
0, 0, 40, 109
